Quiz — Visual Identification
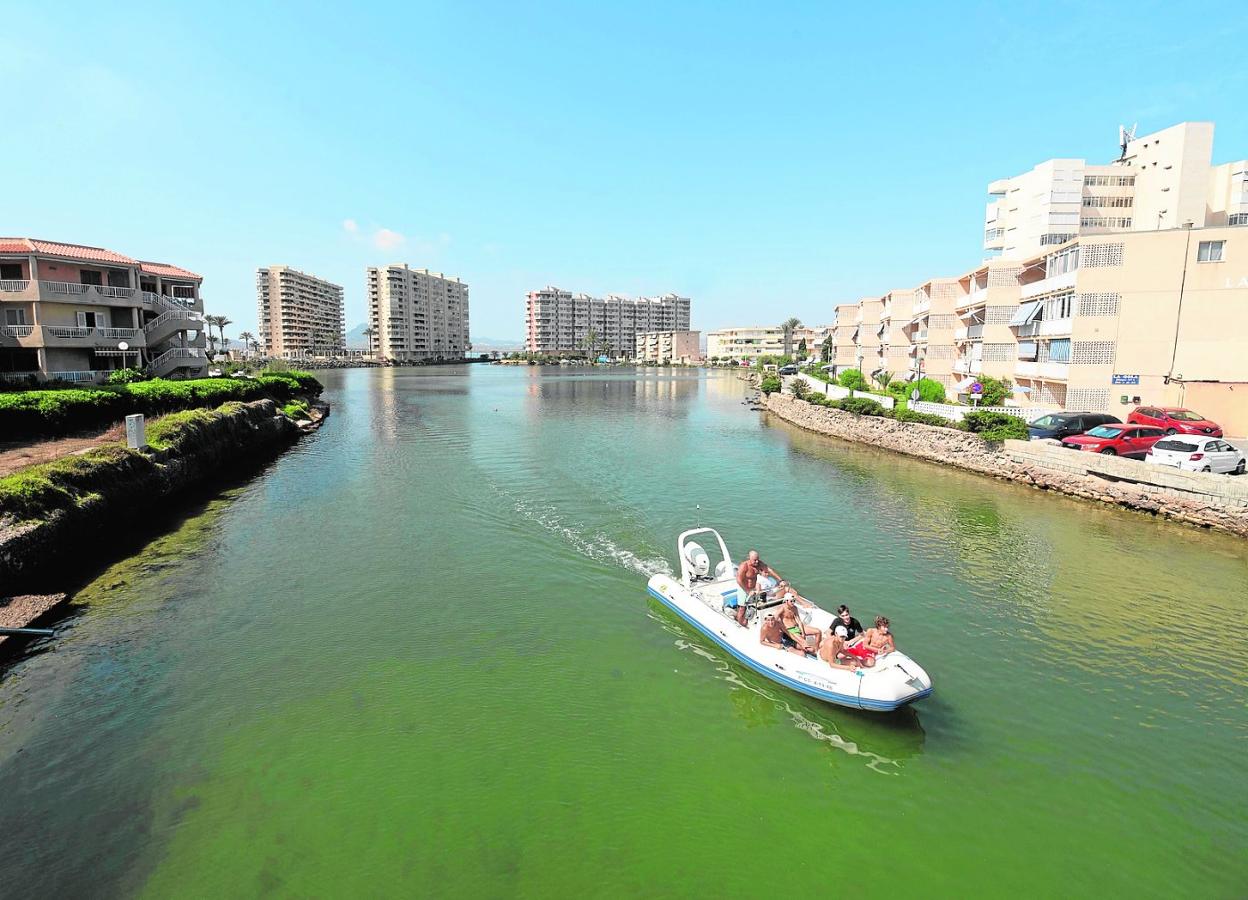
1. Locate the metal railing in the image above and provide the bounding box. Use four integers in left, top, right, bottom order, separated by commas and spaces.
43, 281, 89, 295
0, 279, 30, 292
146, 347, 204, 372
0, 325, 34, 337
99, 286, 136, 298
48, 370, 105, 383
45, 326, 91, 338
144, 308, 203, 334
98, 327, 139, 339
0, 370, 39, 382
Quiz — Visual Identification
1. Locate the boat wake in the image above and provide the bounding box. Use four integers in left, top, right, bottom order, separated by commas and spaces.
508, 496, 672, 577
649, 611, 902, 774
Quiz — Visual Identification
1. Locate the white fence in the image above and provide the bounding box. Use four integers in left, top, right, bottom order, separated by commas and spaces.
910, 400, 1060, 423
792, 373, 896, 409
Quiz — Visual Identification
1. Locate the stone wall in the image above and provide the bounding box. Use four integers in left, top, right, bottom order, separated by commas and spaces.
765, 393, 1248, 538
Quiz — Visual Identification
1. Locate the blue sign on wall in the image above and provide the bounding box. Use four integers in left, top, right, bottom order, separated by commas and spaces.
1112, 374, 1140, 385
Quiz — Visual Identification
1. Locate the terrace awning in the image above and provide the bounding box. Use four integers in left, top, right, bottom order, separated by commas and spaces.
1009, 301, 1042, 326
954, 377, 976, 392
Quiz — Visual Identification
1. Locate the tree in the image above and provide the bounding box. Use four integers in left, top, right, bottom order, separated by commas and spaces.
838, 368, 870, 391
362, 326, 376, 355
780, 317, 802, 358
797, 338, 808, 359
238, 331, 255, 358
578, 329, 599, 360
972, 375, 1012, 406
204, 314, 223, 354
875, 370, 895, 390
820, 336, 834, 363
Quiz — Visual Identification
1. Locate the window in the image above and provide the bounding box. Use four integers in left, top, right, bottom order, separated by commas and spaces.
4, 308, 26, 326
1197, 240, 1225, 262
75, 310, 109, 328
1043, 292, 1073, 321
1082, 196, 1134, 208
1045, 245, 1080, 278
1046, 338, 1072, 362
0, 263, 22, 280
79, 270, 103, 286
1230, 213, 1248, 226
1080, 217, 1133, 228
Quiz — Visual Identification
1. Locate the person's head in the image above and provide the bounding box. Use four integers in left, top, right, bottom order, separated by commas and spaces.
782, 595, 796, 607
777, 580, 789, 592
833, 624, 848, 639
747, 550, 760, 565
837, 605, 851, 621
875, 615, 890, 632
764, 613, 777, 627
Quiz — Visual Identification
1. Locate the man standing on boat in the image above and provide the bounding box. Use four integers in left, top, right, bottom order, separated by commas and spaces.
731, 550, 781, 628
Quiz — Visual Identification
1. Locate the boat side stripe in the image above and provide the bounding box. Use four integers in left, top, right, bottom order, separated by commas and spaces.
646, 586, 930, 711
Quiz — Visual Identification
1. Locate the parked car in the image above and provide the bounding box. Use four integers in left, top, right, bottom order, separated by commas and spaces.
1061, 424, 1166, 458
778, 365, 798, 376
1028, 411, 1120, 441
1127, 406, 1223, 437
1146, 436, 1246, 474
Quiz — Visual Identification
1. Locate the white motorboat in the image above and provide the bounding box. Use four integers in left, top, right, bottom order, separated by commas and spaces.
646, 528, 932, 712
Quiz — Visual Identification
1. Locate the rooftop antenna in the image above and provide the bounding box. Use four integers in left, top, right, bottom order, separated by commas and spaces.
1117, 123, 1137, 161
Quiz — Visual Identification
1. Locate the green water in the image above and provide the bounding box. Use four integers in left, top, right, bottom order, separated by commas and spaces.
1, 366, 1245, 898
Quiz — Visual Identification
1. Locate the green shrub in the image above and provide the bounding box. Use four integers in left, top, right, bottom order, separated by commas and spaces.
838, 368, 870, 391
894, 407, 958, 428
790, 378, 808, 400
282, 400, 311, 420
890, 377, 946, 403
961, 410, 1027, 441
145, 408, 219, 451
0, 445, 143, 524
759, 375, 782, 395
834, 396, 886, 417
105, 368, 146, 385
969, 375, 1012, 407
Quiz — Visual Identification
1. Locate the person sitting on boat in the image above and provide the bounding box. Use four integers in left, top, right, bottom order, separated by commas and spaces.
833, 605, 864, 641
759, 613, 807, 657
731, 550, 781, 627
818, 629, 860, 671
862, 616, 895, 656
778, 595, 821, 651
774, 580, 815, 608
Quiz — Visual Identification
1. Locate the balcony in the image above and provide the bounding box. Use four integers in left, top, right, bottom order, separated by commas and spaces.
1039, 317, 1072, 337
1015, 360, 1069, 380
0, 279, 31, 293
1020, 270, 1077, 299
5, 326, 148, 350
33, 281, 145, 307
957, 287, 989, 311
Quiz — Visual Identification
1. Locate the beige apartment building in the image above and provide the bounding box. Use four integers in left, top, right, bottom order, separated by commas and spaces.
832, 304, 859, 371
526, 288, 690, 357
256, 266, 345, 359
985, 122, 1247, 260
635, 330, 702, 364
706, 326, 783, 361
368, 265, 470, 363
1, 237, 206, 382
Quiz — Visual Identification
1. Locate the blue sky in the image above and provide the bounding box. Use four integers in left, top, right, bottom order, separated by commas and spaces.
5, 1, 1246, 341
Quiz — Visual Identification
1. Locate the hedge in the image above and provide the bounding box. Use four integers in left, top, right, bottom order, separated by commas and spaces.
783, 390, 1029, 444
0, 373, 322, 440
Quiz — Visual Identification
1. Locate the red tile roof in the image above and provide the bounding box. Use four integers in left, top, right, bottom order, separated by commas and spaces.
0, 237, 199, 280
139, 260, 202, 281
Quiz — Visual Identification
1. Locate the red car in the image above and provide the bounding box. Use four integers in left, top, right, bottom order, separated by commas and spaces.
1062, 423, 1166, 458
1128, 406, 1223, 437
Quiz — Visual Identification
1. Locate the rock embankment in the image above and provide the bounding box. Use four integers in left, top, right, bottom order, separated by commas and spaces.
765, 392, 1248, 537
0, 399, 304, 592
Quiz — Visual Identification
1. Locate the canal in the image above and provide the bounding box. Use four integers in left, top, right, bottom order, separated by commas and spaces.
1, 366, 1245, 897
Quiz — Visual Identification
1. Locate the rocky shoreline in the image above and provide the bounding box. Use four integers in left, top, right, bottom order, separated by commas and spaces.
0, 397, 328, 596
764, 392, 1248, 538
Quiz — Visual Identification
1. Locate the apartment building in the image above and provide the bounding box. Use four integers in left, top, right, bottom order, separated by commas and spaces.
525, 288, 690, 357
984, 122, 1247, 260
793, 324, 835, 358
904, 278, 960, 388
879, 290, 914, 376
368, 265, 470, 363
635, 330, 702, 364
0, 237, 206, 383
256, 266, 345, 359
706, 326, 784, 361
832, 304, 859, 371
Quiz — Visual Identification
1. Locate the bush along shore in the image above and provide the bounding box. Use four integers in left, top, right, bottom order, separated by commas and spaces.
0, 377, 328, 595
762, 389, 1248, 538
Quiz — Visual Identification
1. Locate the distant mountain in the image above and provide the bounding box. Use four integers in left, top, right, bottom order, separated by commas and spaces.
471, 336, 524, 349
345, 323, 370, 348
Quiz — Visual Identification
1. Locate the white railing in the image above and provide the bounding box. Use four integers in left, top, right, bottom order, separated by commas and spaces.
48, 370, 105, 383
793, 373, 896, 409
910, 400, 1062, 423
1039, 317, 1072, 336
144, 308, 202, 333
98, 327, 139, 339
98, 285, 136, 298
142, 291, 198, 311
0, 279, 30, 292
0, 370, 38, 382
1020, 270, 1077, 299
42, 280, 89, 295
45, 326, 91, 338
0, 325, 34, 337
146, 347, 204, 372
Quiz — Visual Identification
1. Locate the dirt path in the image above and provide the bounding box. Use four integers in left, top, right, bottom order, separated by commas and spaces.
0, 424, 125, 477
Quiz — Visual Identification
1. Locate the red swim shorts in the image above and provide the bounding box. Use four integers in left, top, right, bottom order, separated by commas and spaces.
845, 644, 877, 661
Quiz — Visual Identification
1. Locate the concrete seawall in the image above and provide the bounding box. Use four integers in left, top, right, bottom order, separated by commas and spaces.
765, 392, 1248, 537
0, 399, 308, 593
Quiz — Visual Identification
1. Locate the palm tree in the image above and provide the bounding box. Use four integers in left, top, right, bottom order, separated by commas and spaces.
875, 370, 895, 390
820, 336, 834, 363
238, 330, 255, 358
362, 326, 376, 356
217, 317, 233, 355
781, 317, 802, 359
204, 314, 223, 354
578, 329, 599, 360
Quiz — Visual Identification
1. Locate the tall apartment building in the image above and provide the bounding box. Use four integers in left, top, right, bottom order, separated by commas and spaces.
525, 288, 690, 357
635, 330, 702, 364
256, 266, 345, 359
1, 237, 206, 383
368, 265, 470, 363
984, 122, 1247, 259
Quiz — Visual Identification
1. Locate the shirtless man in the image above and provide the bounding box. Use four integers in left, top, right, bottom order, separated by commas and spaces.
817, 629, 860, 671
731, 550, 780, 628
778, 595, 821, 651
862, 616, 896, 656
759, 613, 806, 657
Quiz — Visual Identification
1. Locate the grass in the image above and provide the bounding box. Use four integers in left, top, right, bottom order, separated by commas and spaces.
282, 400, 311, 420
0, 372, 322, 441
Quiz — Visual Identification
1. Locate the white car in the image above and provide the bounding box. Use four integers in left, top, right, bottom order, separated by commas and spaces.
1146, 436, 1246, 474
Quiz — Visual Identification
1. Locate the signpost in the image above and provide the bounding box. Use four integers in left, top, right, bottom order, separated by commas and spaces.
125, 414, 146, 450
970, 381, 983, 407
1111, 374, 1140, 385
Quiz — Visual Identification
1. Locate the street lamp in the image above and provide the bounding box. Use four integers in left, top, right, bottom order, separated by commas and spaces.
117, 340, 131, 371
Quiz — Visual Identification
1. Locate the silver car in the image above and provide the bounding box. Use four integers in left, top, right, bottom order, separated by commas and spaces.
1145, 436, 1246, 474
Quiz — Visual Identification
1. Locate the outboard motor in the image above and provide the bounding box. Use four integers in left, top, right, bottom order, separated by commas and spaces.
683, 542, 711, 580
